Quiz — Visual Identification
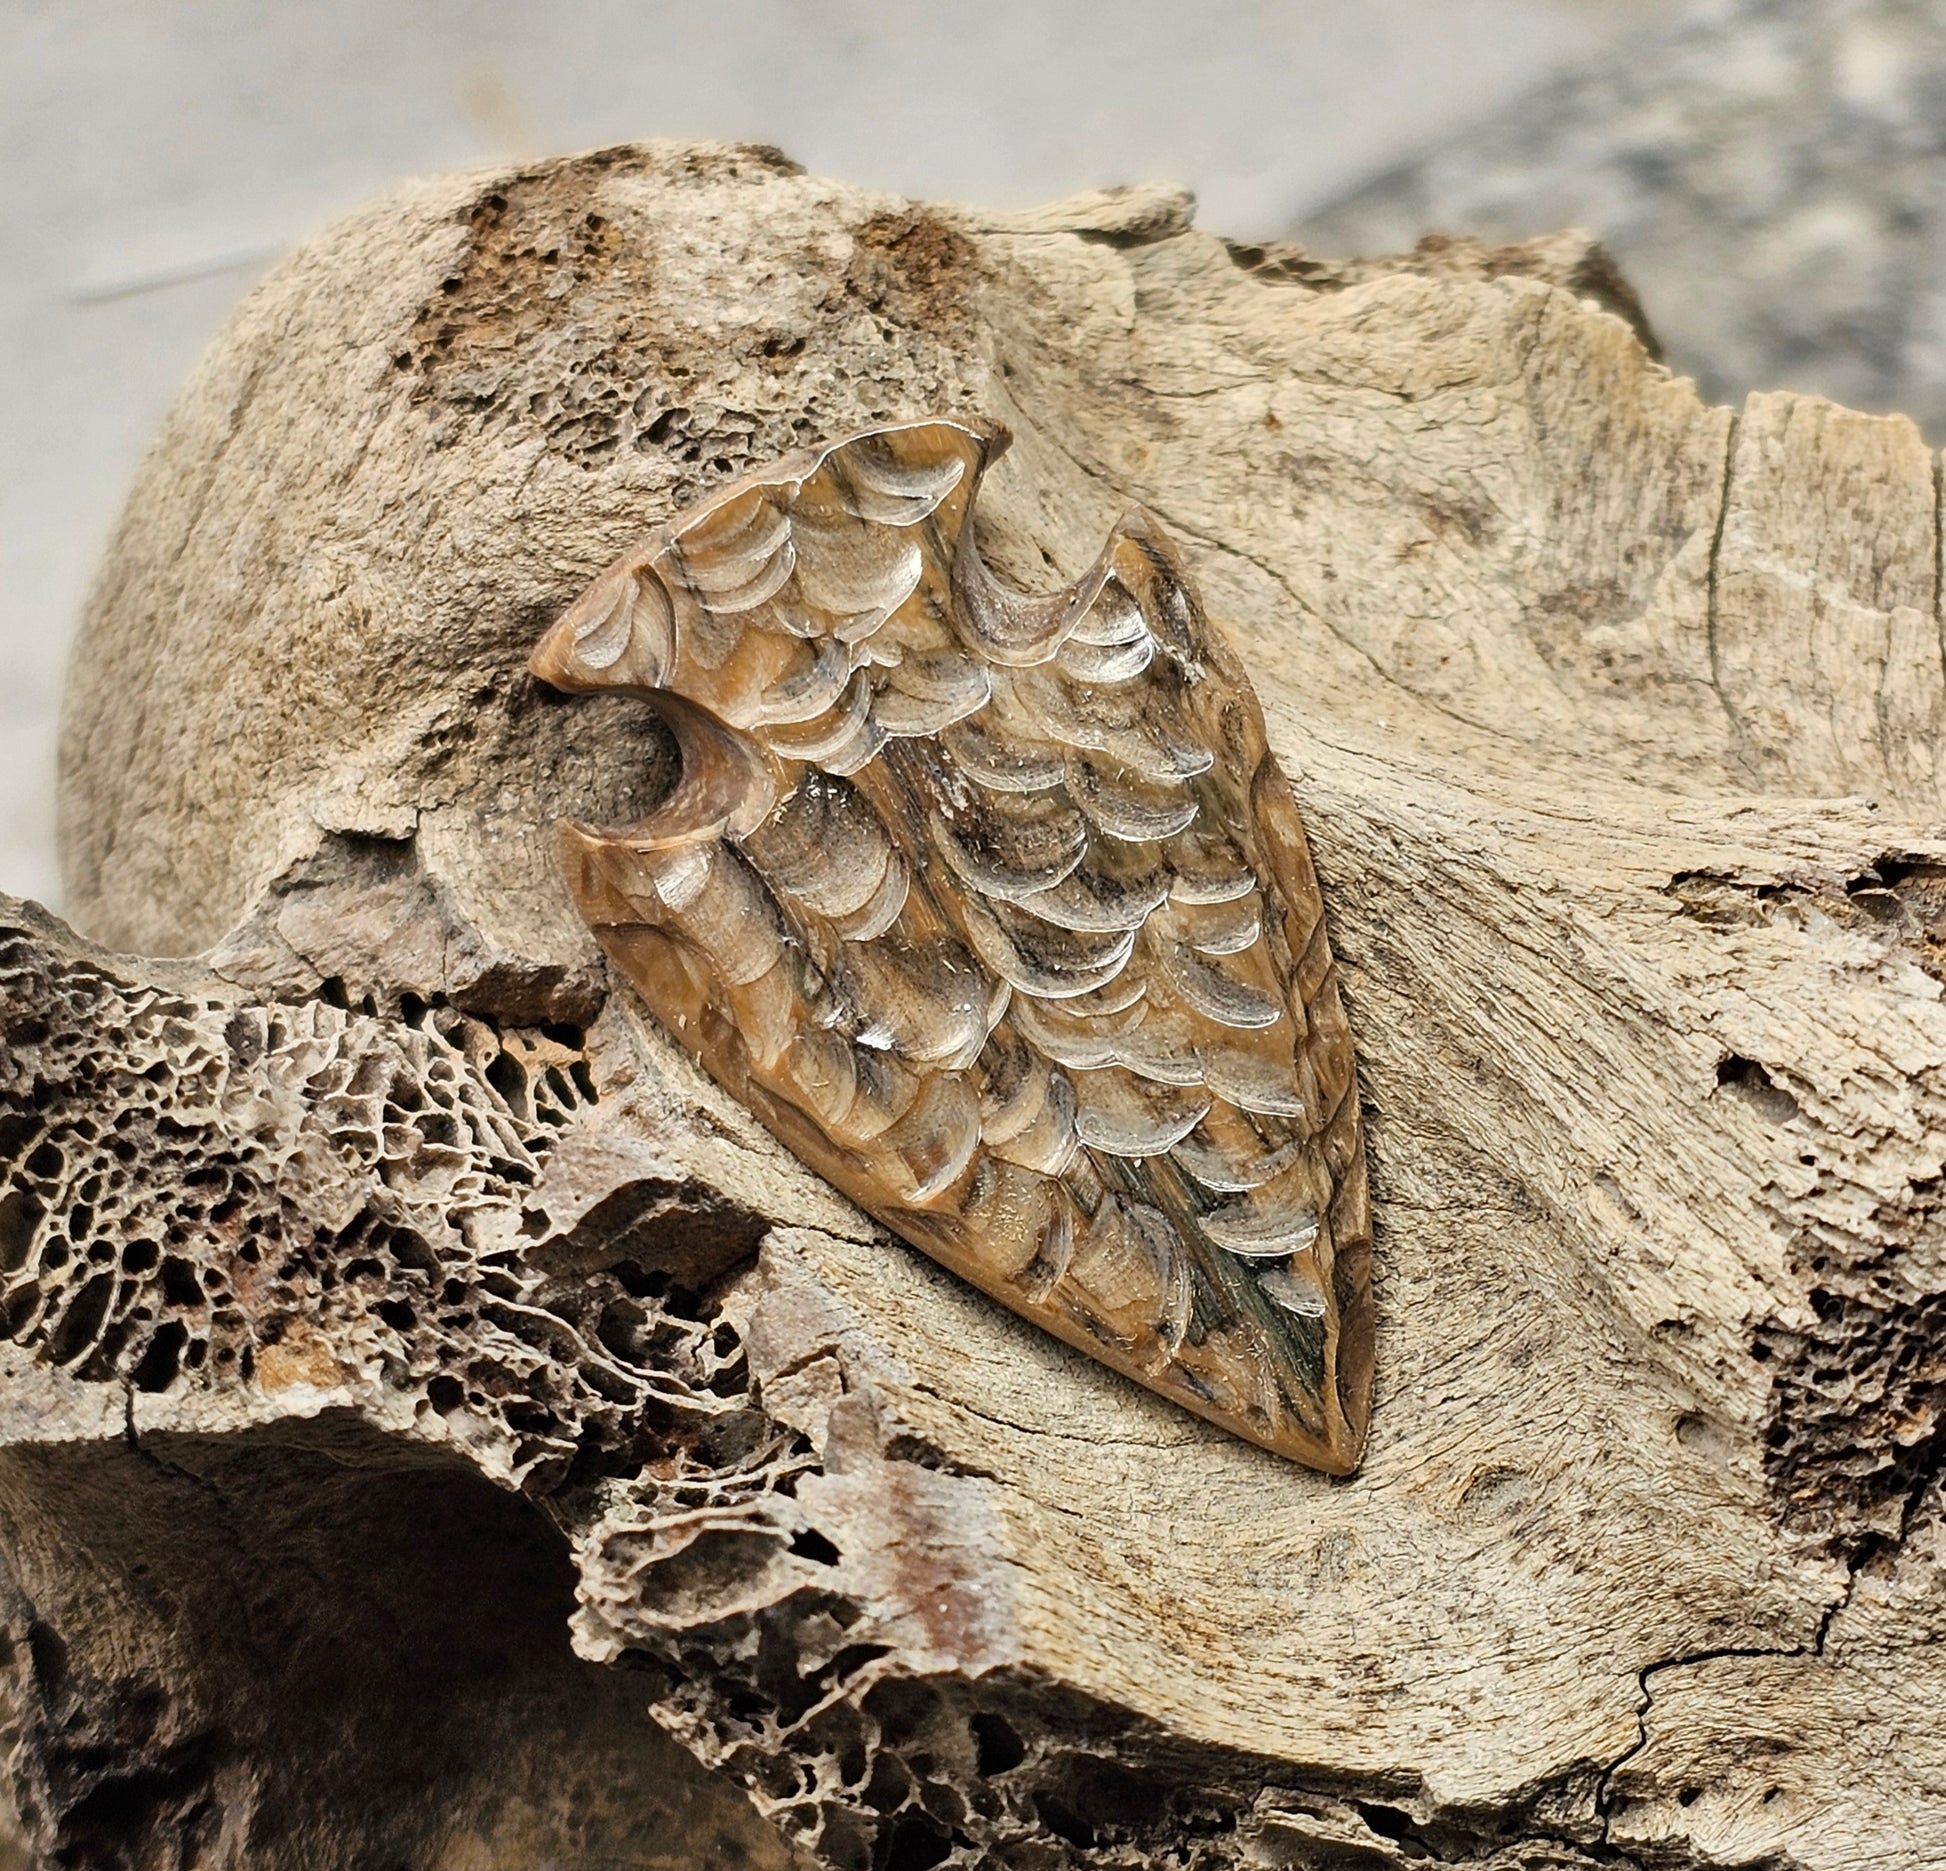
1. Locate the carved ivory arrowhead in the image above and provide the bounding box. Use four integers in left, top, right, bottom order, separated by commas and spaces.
530, 418, 1374, 1472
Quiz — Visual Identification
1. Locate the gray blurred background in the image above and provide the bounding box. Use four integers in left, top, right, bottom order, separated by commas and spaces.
9, 0, 1944, 918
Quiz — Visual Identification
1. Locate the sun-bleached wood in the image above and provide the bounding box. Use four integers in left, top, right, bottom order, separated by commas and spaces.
13, 143, 1946, 1867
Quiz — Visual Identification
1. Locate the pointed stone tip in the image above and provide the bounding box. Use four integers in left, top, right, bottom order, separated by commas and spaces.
528, 613, 577, 688
1224, 1393, 1368, 1477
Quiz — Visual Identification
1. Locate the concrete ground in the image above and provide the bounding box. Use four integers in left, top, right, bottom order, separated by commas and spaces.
2, 0, 1680, 914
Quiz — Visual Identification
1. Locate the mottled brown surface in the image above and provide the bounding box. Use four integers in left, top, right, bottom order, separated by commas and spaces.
18, 143, 1946, 1866
531, 418, 1371, 1471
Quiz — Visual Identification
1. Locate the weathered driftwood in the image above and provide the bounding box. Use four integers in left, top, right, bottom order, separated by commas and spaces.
10, 141, 1946, 1868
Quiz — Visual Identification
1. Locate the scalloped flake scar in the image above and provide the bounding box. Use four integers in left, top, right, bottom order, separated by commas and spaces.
530, 417, 1374, 1472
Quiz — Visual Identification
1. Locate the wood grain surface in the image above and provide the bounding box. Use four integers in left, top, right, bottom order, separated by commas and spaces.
10, 142, 1945, 1867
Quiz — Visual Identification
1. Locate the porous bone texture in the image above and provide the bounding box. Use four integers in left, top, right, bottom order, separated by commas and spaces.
23, 142, 1946, 1866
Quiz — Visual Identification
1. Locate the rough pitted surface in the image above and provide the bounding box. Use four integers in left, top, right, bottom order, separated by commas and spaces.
0, 903, 1609, 1871
400, 146, 987, 493
23, 142, 1946, 1865
0, 902, 702, 1487
0, 900, 813, 1866
1301, 0, 1946, 444
1733, 857, 1946, 1550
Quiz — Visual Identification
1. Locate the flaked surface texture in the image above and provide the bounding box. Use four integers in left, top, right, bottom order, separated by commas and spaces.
25, 141, 1946, 1865
530, 417, 1372, 1473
